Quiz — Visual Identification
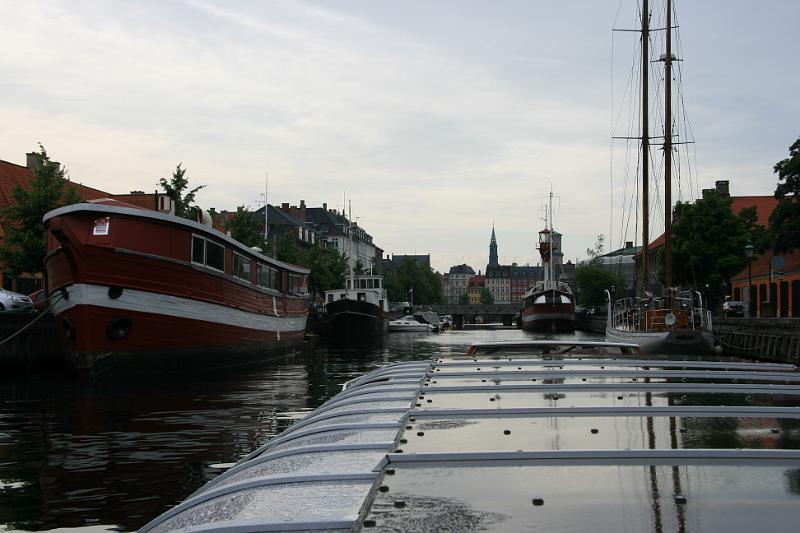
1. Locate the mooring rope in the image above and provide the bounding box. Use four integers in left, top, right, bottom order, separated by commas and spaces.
0, 292, 64, 347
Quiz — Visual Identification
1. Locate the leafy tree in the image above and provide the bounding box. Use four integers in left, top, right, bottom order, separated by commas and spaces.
307, 244, 347, 299
585, 234, 606, 264
274, 231, 307, 266
480, 287, 494, 304
0, 145, 82, 277
386, 258, 442, 305
225, 206, 263, 248
576, 264, 623, 307
158, 163, 205, 220
769, 136, 800, 253
458, 293, 470, 305
670, 190, 758, 296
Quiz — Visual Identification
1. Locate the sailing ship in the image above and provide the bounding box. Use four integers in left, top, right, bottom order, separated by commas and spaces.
317, 202, 388, 340
44, 199, 310, 378
605, 0, 714, 354
521, 191, 575, 332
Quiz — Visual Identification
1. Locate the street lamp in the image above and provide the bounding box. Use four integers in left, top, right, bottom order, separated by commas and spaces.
745, 243, 754, 317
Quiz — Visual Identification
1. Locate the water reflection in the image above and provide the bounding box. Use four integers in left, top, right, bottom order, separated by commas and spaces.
1, 328, 558, 531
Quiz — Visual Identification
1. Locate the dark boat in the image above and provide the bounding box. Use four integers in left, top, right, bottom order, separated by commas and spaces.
318, 274, 388, 339
43, 199, 310, 378
142, 339, 800, 532
521, 192, 575, 332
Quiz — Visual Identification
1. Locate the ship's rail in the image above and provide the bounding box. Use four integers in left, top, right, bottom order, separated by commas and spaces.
609, 291, 711, 332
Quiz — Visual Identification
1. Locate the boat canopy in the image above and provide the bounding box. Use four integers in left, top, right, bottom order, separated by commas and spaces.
142, 341, 800, 532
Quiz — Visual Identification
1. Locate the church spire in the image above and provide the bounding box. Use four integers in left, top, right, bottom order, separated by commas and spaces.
489, 224, 498, 266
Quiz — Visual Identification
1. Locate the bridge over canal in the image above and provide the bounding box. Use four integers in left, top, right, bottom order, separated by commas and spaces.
428, 304, 521, 328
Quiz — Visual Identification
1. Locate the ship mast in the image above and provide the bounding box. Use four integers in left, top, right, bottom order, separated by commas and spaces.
641, 0, 650, 295
663, 0, 674, 289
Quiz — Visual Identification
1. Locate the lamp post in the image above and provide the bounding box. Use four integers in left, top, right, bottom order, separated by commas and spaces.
745, 243, 754, 317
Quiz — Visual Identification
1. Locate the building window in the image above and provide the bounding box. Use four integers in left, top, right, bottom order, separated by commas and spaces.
233, 253, 252, 282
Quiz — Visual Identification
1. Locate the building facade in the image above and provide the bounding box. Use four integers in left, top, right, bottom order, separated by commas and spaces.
483, 227, 542, 305
447, 264, 476, 304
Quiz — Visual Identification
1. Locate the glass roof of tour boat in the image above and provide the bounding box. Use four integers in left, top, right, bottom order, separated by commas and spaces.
141, 340, 800, 533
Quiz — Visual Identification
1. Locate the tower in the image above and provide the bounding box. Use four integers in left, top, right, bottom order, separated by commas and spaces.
489, 225, 498, 266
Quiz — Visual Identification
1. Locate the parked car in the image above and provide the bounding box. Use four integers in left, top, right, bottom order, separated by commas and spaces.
722, 300, 744, 317
0, 288, 35, 312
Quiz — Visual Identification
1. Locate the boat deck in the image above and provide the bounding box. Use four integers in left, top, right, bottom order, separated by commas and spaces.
142, 341, 800, 532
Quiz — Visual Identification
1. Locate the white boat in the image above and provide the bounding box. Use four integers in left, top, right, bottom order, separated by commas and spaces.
387, 315, 435, 332
605, 0, 714, 354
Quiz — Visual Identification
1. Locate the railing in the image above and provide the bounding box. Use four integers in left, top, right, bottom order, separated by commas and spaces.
607, 291, 710, 332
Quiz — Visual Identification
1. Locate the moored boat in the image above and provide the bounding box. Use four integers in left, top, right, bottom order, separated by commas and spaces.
43, 200, 310, 378
605, 0, 715, 354
521, 192, 575, 332
387, 315, 435, 332
319, 274, 388, 339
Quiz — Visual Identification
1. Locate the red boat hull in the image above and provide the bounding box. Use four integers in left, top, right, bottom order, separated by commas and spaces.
521, 303, 575, 332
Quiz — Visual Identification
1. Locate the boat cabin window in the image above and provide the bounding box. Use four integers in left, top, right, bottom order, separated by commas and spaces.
327, 294, 334, 303
233, 253, 251, 282
257, 264, 279, 290
287, 273, 308, 295
191, 235, 205, 264
346, 279, 352, 289
206, 240, 225, 271
192, 235, 225, 272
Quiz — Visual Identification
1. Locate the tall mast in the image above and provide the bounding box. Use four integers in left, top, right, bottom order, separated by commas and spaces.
264, 171, 269, 249
348, 199, 354, 291
641, 0, 651, 295
663, 0, 674, 289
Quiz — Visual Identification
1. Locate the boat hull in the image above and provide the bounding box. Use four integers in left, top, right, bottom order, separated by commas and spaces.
52, 283, 306, 378
320, 299, 386, 339
521, 303, 575, 332
605, 325, 715, 355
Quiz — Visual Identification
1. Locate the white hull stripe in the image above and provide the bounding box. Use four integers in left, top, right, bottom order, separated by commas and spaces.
53, 283, 306, 334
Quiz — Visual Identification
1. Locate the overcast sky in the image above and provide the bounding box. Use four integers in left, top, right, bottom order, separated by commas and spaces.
1, 0, 798, 273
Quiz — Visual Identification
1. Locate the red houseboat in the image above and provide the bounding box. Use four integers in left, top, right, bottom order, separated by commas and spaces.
43, 200, 310, 378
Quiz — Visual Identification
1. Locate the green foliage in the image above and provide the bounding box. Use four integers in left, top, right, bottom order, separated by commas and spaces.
384, 258, 442, 305
307, 244, 347, 298
0, 145, 82, 277
458, 293, 470, 305
479, 287, 494, 304
158, 163, 205, 220
270, 234, 347, 299
670, 191, 758, 290
769, 136, 800, 253
576, 264, 623, 307
225, 206, 263, 248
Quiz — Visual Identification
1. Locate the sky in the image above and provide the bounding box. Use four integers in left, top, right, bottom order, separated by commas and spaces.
1, 0, 798, 274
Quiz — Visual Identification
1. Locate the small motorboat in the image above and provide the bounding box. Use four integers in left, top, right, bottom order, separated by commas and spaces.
387, 315, 435, 332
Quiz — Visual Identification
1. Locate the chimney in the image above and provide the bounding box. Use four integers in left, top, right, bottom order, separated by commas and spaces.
625, 241, 633, 249
715, 180, 730, 197
300, 199, 305, 209
323, 202, 327, 210
26, 152, 40, 172
281, 202, 289, 210
130, 190, 145, 194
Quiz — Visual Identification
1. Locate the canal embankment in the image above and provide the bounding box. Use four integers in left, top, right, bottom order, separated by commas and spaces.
714, 317, 800, 363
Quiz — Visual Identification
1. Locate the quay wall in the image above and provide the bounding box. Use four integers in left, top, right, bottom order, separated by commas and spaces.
714, 317, 800, 364
0, 313, 65, 372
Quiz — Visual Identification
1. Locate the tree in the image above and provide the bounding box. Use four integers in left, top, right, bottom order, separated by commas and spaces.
480, 287, 494, 304
0, 145, 82, 277
458, 293, 470, 305
307, 243, 347, 299
225, 206, 263, 248
576, 264, 623, 307
769, 136, 800, 253
386, 258, 442, 305
274, 231, 307, 266
670, 190, 758, 296
585, 234, 606, 264
158, 163, 205, 220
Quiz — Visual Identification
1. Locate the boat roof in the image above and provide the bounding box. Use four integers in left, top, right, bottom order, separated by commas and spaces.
44, 202, 310, 274
141, 341, 800, 532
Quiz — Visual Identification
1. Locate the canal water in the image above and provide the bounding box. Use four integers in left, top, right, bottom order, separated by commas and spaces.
0, 328, 600, 532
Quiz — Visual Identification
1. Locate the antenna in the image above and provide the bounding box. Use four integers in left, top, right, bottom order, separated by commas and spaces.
264, 171, 269, 248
